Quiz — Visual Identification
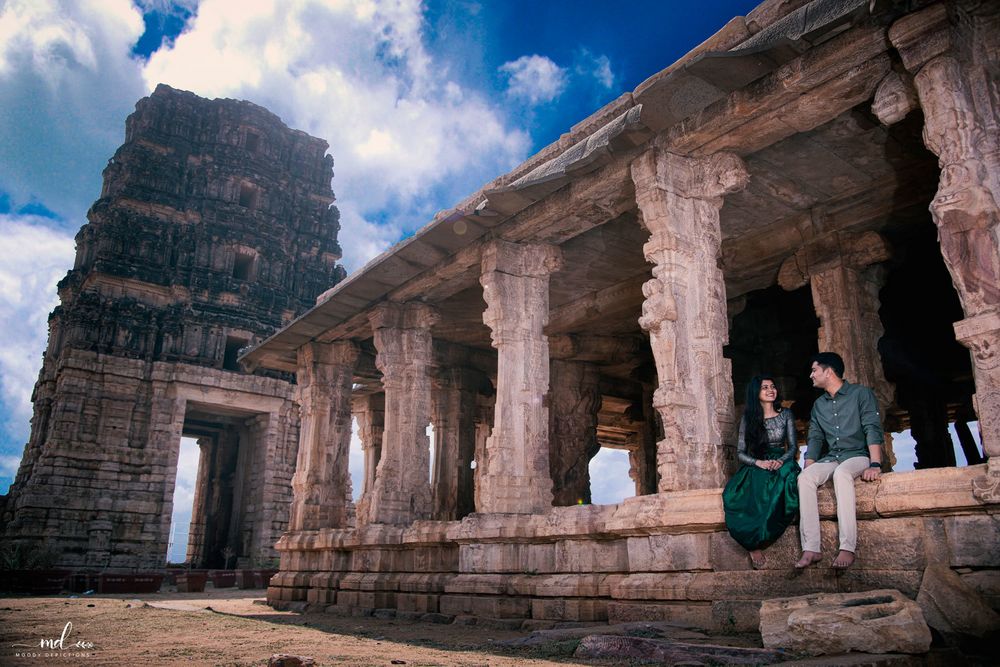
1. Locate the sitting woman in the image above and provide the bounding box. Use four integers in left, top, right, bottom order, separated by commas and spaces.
722, 375, 800, 569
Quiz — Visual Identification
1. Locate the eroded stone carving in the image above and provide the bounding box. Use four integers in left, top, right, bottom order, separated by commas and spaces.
549, 360, 602, 506
358, 302, 438, 525
290, 341, 358, 531
631, 148, 747, 491
478, 240, 562, 513
872, 70, 920, 126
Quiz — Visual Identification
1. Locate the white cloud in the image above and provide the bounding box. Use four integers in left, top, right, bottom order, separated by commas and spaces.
498, 54, 567, 105
584, 52, 614, 89
0, 0, 146, 223
142, 0, 530, 270
0, 216, 75, 438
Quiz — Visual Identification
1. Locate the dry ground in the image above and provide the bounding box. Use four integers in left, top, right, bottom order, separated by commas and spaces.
0, 589, 616, 666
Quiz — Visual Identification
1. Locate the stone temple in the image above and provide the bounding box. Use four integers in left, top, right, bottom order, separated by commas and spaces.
3, 0, 999, 636
1, 84, 345, 569
240, 0, 1000, 629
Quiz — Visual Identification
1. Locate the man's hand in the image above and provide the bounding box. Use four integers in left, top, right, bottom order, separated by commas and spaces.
861, 466, 881, 482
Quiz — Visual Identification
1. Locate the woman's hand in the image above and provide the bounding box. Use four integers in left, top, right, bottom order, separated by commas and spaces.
755, 460, 781, 471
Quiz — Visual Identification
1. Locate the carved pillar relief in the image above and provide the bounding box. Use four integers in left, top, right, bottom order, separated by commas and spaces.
548, 359, 602, 506
478, 239, 562, 513
357, 302, 438, 525
289, 340, 359, 531
889, 3, 1000, 474
431, 368, 479, 520
779, 231, 897, 467
631, 148, 748, 492
351, 393, 384, 498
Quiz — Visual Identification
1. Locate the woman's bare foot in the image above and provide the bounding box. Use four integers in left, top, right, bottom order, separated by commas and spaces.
794, 551, 822, 568
831, 550, 855, 569
749, 550, 766, 569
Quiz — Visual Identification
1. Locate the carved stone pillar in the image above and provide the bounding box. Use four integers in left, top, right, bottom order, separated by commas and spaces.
478, 239, 562, 513
472, 394, 494, 510
431, 368, 478, 520
631, 148, 748, 491
889, 3, 1000, 480
631, 383, 660, 496
779, 231, 897, 469
548, 359, 601, 506
289, 340, 358, 531
358, 302, 438, 525
351, 393, 384, 497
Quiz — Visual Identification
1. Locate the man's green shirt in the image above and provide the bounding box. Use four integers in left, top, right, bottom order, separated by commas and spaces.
806, 380, 884, 463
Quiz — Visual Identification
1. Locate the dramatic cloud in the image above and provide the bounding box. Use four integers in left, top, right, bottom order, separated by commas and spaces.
0, 0, 146, 224
499, 54, 568, 105
0, 216, 75, 438
142, 0, 530, 270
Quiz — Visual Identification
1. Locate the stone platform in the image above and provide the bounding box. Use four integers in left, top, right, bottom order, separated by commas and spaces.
267, 465, 999, 631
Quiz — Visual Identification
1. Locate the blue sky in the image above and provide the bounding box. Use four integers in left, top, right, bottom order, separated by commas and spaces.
0, 0, 763, 502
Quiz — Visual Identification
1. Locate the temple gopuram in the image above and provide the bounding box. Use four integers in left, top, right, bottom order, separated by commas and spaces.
2, 85, 346, 570
242, 0, 1000, 629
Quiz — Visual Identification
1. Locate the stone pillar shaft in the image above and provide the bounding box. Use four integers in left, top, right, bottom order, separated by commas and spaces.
478, 239, 562, 513
352, 393, 385, 497
809, 262, 897, 469
358, 302, 438, 525
289, 340, 358, 531
431, 368, 478, 520
890, 3, 1000, 470
549, 359, 601, 506
631, 148, 748, 492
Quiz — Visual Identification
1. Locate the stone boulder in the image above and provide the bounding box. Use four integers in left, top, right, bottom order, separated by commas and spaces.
760, 589, 931, 656
916, 563, 1000, 645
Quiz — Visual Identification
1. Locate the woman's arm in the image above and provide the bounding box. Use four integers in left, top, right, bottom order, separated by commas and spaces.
778, 409, 797, 463
735, 417, 757, 466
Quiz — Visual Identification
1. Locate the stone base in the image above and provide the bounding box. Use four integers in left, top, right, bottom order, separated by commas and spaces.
268, 466, 999, 631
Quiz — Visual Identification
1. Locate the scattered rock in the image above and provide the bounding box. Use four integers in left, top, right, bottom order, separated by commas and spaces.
760, 589, 931, 656
499, 620, 708, 648
372, 608, 397, 619
268, 655, 315, 667
916, 563, 1000, 645
574, 635, 787, 664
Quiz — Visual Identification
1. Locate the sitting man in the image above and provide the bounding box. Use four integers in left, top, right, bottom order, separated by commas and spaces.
795, 352, 884, 570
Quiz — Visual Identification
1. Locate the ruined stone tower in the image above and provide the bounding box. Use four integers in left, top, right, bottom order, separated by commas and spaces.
1, 84, 345, 569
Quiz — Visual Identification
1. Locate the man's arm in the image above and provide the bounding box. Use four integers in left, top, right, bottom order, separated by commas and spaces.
805, 407, 824, 467
859, 387, 884, 481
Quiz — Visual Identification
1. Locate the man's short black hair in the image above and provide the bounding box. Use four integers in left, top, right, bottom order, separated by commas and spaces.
811, 352, 845, 379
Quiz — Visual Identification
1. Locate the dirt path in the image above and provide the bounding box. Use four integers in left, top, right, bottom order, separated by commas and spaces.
0, 590, 606, 666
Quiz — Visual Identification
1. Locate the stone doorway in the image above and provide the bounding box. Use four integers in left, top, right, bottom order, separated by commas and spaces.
181, 402, 273, 569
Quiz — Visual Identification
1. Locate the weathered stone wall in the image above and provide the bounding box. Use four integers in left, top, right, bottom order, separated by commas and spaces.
2, 84, 344, 569
268, 467, 999, 631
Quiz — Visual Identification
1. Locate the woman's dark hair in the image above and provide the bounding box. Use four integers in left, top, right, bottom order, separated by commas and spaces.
743, 375, 781, 459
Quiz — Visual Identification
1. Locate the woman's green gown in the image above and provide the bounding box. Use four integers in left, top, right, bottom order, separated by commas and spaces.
723, 412, 800, 551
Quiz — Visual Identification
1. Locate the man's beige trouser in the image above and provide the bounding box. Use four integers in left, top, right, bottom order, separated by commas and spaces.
797, 456, 870, 553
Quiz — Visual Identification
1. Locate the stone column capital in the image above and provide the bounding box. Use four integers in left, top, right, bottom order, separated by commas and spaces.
887, 3, 951, 73
631, 147, 748, 201
369, 301, 440, 332
954, 311, 1000, 371
296, 340, 360, 372
778, 231, 892, 291
480, 239, 563, 277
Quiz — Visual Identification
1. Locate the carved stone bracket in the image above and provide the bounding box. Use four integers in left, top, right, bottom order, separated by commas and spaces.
631, 147, 747, 492
972, 457, 1000, 503
872, 70, 920, 126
